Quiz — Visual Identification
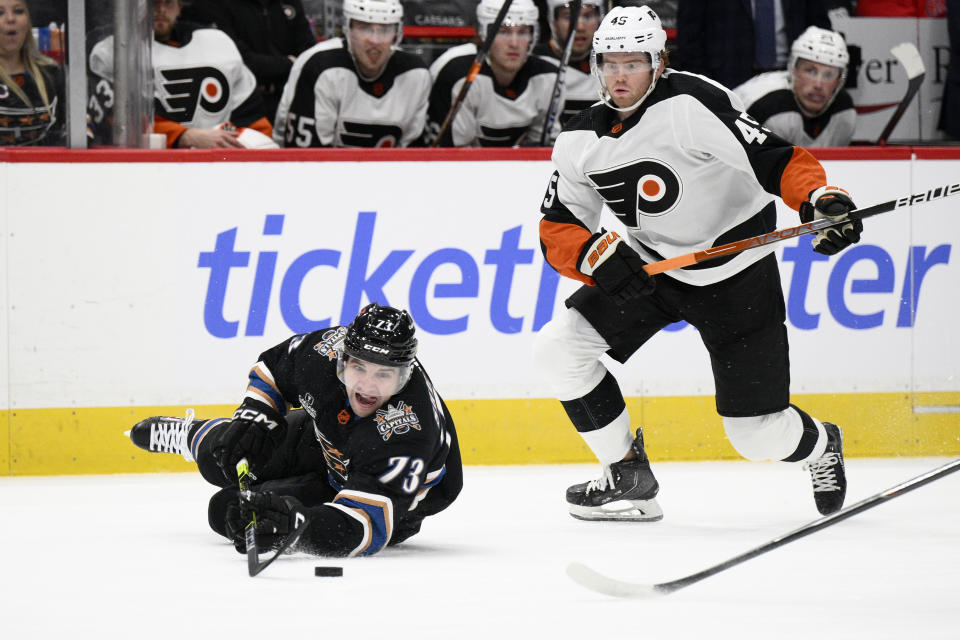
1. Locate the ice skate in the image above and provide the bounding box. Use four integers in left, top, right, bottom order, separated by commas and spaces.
567, 428, 662, 521
126, 409, 197, 462
804, 422, 846, 515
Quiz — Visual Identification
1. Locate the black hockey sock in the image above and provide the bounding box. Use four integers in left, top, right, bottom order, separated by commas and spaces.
781, 405, 821, 462
560, 371, 626, 434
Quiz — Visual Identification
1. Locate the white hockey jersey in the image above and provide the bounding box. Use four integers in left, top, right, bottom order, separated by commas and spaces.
427, 43, 561, 147
534, 41, 599, 126
735, 71, 856, 148
540, 69, 829, 287
90, 27, 259, 130
273, 38, 431, 148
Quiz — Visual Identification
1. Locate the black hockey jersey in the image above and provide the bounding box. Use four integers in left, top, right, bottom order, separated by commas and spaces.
273, 38, 431, 148
533, 41, 599, 127
427, 43, 561, 147
540, 69, 829, 287
0, 64, 64, 146
735, 70, 856, 147
239, 326, 461, 556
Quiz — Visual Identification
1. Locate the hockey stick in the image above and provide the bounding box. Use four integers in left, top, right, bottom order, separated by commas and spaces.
642, 181, 960, 276
236, 458, 310, 577
430, 0, 515, 147
877, 42, 925, 145
568, 457, 960, 598
539, 0, 582, 145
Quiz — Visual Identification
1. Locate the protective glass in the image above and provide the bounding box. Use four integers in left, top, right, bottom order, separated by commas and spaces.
555, 5, 602, 23
337, 354, 412, 398
496, 24, 534, 43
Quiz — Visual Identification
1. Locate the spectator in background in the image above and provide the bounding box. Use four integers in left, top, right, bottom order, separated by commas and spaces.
736, 26, 855, 146
0, 0, 64, 145
89, 0, 275, 148
674, 0, 831, 90
534, 0, 604, 126
940, 0, 959, 139
427, 0, 560, 147
273, 0, 430, 147
183, 0, 317, 124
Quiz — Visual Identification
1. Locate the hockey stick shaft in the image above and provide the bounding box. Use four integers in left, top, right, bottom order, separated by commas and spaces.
877, 43, 925, 145
539, 0, 582, 145
431, 0, 515, 148
642, 181, 960, 276
237, 458, 310, 577
568, 457, 960, 598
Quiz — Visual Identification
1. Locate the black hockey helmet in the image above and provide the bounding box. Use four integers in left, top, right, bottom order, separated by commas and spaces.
343, 302, 417, 367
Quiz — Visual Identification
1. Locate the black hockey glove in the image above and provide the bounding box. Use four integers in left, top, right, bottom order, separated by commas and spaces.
578, 229, 655, 305
229, 491, 308, 553
212, 405, 286, 483
800, 186, 862, 256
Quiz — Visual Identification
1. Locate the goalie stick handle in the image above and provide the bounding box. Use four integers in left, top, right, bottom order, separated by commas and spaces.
539, 0, 582, 146
655, 457, 960, 595
641, 182, 960, 276
430, 0, 515, 148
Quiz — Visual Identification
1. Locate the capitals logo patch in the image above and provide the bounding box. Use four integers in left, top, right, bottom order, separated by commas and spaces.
313, 326, 348, 360
374, 402, 421, 441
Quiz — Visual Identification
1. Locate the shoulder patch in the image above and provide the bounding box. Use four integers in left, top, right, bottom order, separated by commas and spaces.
374, 401, 422, 441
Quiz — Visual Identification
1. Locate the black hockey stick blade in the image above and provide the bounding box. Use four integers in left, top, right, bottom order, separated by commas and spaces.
539, 0, 582, 145
643, 181, 960, 275
431, 0, 515, 147
877, 42, 925, 145
567, 458, 960, 598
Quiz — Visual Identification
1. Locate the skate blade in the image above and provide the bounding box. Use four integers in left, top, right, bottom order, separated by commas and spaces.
568, 498, 663, 522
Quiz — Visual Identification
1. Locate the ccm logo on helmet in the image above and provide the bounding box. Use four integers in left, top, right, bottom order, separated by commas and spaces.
586, 158, 683, 226
363, 344, 390, 354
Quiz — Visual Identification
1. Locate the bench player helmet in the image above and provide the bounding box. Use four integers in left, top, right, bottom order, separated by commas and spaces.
788, 26, 849, 114
477, 0, 541, 56
339, 302, 418, 393
545, 0, 605, 45
590, 5, 667, 112
342, 0, 404, 47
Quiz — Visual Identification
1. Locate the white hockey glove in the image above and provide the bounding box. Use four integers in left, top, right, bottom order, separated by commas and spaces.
800, 186, 862, 256
578, 229, 655, 305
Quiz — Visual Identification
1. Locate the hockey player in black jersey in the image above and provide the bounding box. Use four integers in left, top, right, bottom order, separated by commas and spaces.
735, 26, 856, 147
535, 6, 854, 522
426, 0, 561, 147
128, 303, 462, 558
533, 0, 604, 127
273, 0, 431, 148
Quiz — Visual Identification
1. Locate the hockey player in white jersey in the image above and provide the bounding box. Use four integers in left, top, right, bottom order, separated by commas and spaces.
735, 27, 855, 147
533, 0, 604, 126
273, 0, 431, 148
426, 0, 561, 147
534, 6, 858, 522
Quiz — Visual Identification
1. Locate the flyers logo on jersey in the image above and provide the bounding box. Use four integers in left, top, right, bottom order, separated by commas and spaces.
156, 66, 230, 122
586, 158, 683, 226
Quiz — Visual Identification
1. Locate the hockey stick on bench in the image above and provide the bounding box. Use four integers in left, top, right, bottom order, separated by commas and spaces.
237, 458, 310, 577
431, 0, 515, 147
567, 457, 960, 598
877, 42, 925, 146
641, 181, 960, 276
539, 0, 582, 145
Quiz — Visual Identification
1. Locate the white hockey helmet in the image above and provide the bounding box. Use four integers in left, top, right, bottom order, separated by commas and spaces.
590, 5, 667, 112
788, 26, 849, 114
342, 0, 404, 46
476, 0, 541, 51
545, 0, 605, 43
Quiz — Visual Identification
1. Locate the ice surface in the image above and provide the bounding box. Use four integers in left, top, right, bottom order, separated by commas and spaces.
1, 458, 957, 639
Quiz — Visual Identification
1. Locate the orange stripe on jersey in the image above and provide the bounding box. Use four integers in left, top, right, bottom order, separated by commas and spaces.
246, 116, 273, 138
153, 115, 187, 148
539, 219, 595, 286
779, 146, 827, 211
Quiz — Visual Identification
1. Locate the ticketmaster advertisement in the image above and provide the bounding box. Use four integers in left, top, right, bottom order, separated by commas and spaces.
1, 153, 958, 472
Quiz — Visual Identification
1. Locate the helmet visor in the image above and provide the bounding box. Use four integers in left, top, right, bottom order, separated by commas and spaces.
337, 353, 412, 399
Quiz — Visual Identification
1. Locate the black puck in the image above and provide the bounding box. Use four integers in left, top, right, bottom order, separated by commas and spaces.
315, 566, 343, 577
